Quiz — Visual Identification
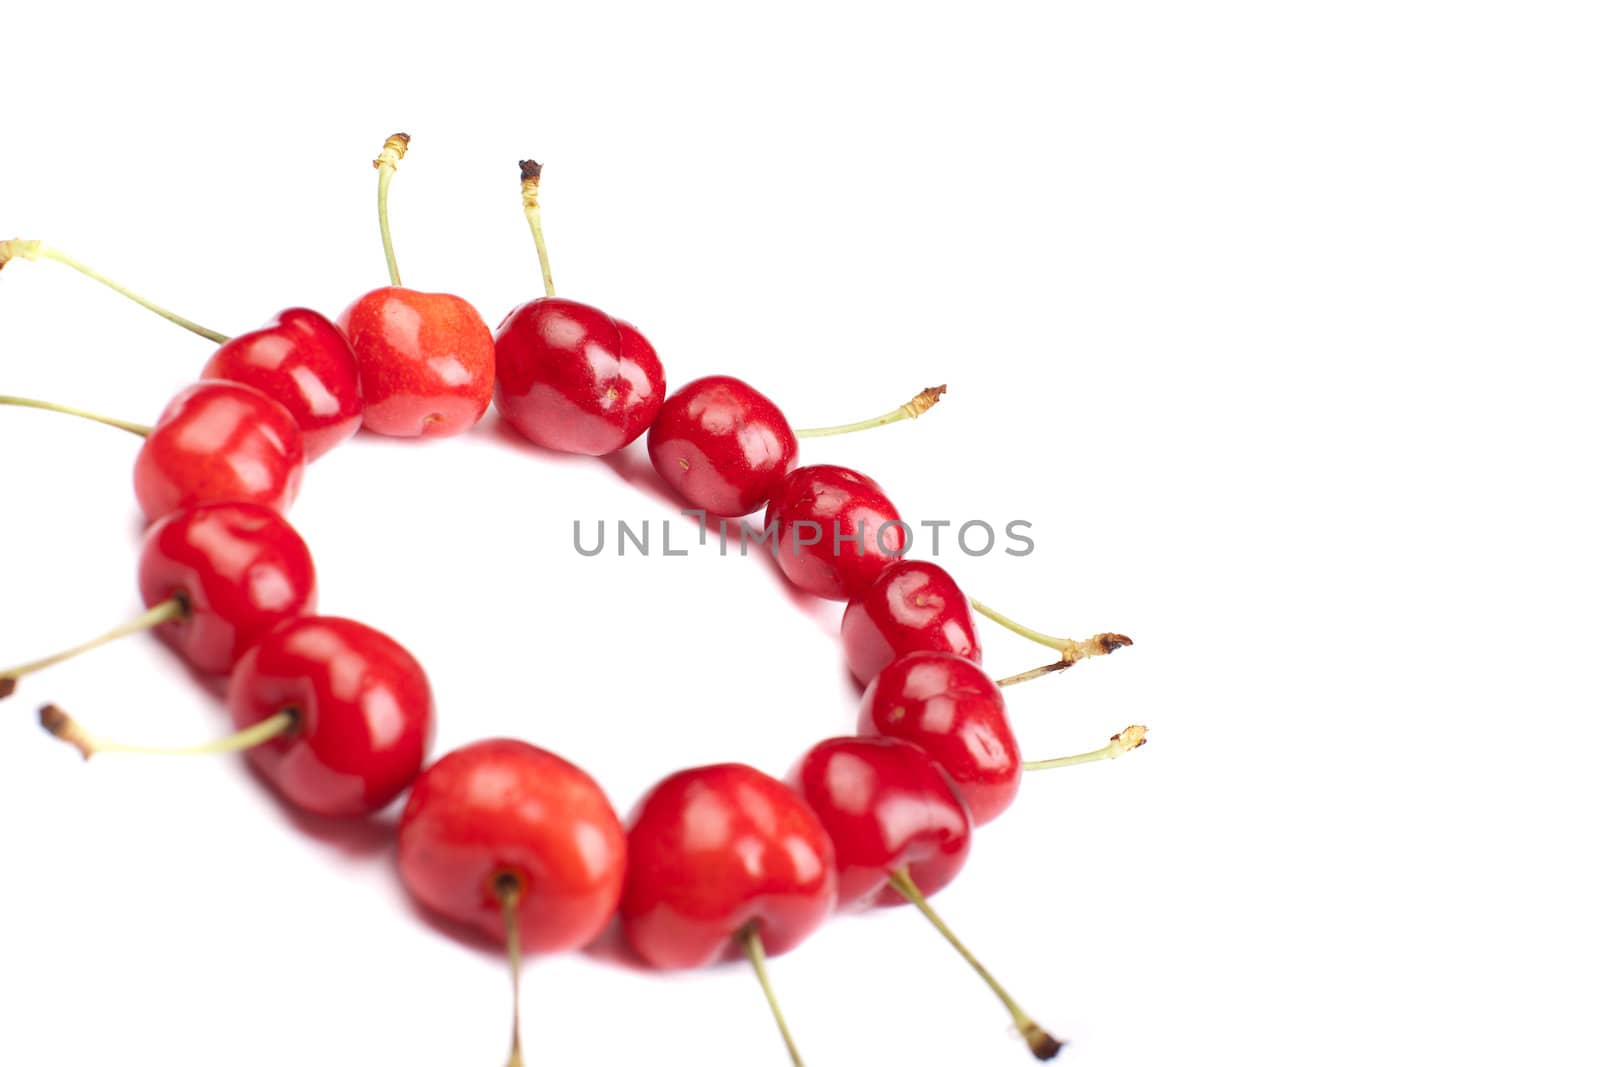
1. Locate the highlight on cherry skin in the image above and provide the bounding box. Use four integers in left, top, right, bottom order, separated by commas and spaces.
398, 738, 628, 1067
0, 502, 316, 701
0, 242, 364, 462
620, 762, 837, 1065
494, 159, 667, 456
793, 735, 1063, 1061
338, 133, 496, 438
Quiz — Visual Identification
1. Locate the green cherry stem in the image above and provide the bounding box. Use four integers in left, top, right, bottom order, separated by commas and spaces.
793, 385, 947, 438
1023, 725, 1148, 771
0, 598, 185, 701
39, 704, 297, 761
0, 239, 230, 344
373, 132, 410, 286
519, 160, 556, 298
738, 923, 806, 1067
496, 873, 527, 1067
970, 597, 1132, 664
0, 394, 152, 438
888, 869, 1063, 1061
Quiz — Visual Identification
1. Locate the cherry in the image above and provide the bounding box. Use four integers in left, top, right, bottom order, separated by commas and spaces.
646, 376, 797, 517
793, 735, 1062, 1061
842, 560, 982, 686
338, 134, 494, 438
493, 161, 665, 455
764, 464, 906, 600
2, 242, 365, 461
649, 377, 946, 517
225, 615, 433, 817
791, 735, 971, 908
399, 739, 628, 1067
620, 763, 836, 1064
135, 381, 306, 521
201, 308, 363, 460
859, 652, 1021, 826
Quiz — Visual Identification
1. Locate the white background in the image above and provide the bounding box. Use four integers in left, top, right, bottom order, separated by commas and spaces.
1, 3, 1596, 1065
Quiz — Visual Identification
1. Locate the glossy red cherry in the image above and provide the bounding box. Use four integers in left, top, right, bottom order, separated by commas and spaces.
227, 616, 433, 817
201, 308, 363, 460
620, 763, 836, 969
841, 560, 982, 686
398, 738, 627, 951
764, 464, 907, 600
494, 297, 664, 455
336, 288, 495, 438
791, 736, 971, 909
859, 651, 1021, 826
137, 502, 317, 675
133, 380, 305, 522
647, 376, 799, 517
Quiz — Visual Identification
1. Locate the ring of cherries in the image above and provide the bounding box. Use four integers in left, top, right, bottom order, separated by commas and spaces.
0, 135, 1146, 1066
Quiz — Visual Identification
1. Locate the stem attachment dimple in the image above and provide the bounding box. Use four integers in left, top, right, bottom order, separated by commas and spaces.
0, 240, 229, 343
888, 869, 1063, 1061
738, 923, 806, 1067
1023, 725, 1147, 771
793, 385, 947, 438
0, 597, 184, 699
0, 395, 152, 438
519, 160, 556, 298
496, 872, 526, 1067
39, 704, 297, 761
373, 133, 411, 286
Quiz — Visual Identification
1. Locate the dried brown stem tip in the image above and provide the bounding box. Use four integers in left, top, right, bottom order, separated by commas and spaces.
519, 159, 543, 182
1022, 1022, 1065, 1061
1110, 724, 1148, 754
904, 384, 947, 419
39, 704, 94, 760
373, 132, 411, 170
0, 676, 16, 700
0, 239, 44, 270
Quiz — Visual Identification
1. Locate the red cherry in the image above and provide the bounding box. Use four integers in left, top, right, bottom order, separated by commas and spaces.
226, 616, 433, 817
137, 502, 317, 675
841, 560, 982, 686
764, 464, 907, 600
398, 738, 626, 951
620, 762, 836, 969
859, 652, 1021, 826
791, 735, 971, 909
133, 381, 306, 522
647, 376, 799, 517
201, 308, 363, 461
494, 297, 664, 455
336, 288, 494, 438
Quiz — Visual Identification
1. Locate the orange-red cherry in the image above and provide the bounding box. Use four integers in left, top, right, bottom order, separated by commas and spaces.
337, 288, 494, 438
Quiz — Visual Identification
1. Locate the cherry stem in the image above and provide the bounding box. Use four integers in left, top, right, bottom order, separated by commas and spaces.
970, 598, 1133, 663
0, 597, 184, 700
372, 133, 410, 287
1023, 725, 1148, 771
496, 873, 526, 1067
738, 923, 806, 1067
39, 704, 297, 761
792, 385, 947, 438
0, 394, 152, 438
519, 160, 556, 298
888, 869, 1063, 1061
0, 239, 230, 344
